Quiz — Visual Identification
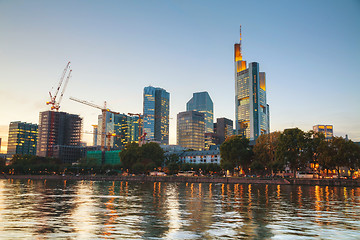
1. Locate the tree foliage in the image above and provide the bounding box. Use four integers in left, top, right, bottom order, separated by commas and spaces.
119, 142, 165, 173
220, 135, 252, 173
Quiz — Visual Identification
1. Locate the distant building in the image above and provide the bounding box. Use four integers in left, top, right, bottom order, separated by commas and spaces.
36, 111, 82, 163
235, 27, 270, 141
143, 86, 170, 144
97, 113, 139, 149
7, 121, 38, 156
313, 125, 333, 140
92, 125, 98, 146
179, 149, 221, 165
215, 118, 233, 144
177, 111, 205, 150
186, 91, 214, 134
205, 132, 219, 150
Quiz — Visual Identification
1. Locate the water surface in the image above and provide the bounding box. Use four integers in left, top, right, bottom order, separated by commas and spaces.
0, 179, 359, 239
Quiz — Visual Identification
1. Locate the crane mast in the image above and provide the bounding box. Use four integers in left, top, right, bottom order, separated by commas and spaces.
70, 97, 120, 152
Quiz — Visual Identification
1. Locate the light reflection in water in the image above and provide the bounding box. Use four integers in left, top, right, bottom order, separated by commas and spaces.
0, 180, 359, 239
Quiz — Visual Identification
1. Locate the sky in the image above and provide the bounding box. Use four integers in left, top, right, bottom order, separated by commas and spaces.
0, 0, 359, 153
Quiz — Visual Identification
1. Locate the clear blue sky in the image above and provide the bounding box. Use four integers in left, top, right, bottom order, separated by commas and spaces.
1, 0, 359, 152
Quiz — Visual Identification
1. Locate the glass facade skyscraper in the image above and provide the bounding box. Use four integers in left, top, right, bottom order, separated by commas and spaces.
235, 27, 270, 141
313, 125, 333, 140
186, 91, 213, 133
177, 111, 205, 150
7, 121, 38, 155
143, 86, 170, 144
97, 113, 139, 149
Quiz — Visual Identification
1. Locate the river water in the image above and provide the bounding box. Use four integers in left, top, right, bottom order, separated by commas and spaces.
0, 179, 359, 239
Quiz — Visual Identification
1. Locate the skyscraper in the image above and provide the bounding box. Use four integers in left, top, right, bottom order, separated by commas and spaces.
215, 117, 233, 144
177, 111, 205, 150
235, 27, 270, 141
97, 112, 139, 149
143, 86, 170, 144
36, 111, 82, 158
7, 121, 38, 156
186, 91, 214, 133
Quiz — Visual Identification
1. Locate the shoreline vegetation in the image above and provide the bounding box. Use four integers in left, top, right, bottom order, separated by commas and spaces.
1, 174, 359, 187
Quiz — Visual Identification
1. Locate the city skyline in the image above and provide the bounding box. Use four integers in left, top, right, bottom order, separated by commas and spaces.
1, 0, 360, 153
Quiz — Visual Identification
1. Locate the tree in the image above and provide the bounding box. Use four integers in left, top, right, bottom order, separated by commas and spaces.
252, 131, 281, 176
220, 135, 252, 174
119, 142, 140, 170
139, 142, 164, 167
276, 128, 307, 178
318, 137, 358, 178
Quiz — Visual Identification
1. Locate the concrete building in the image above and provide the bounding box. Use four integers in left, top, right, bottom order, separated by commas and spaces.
313, 125, 333, 140
186, 91, 214, 133
97, 113, 139, 149
235, 27, 270, 141
37, 111, 82, 163
215, 118, 233, 144
7, 121, 38, 156
143, 86, 170, 144
177, 111, 205, 150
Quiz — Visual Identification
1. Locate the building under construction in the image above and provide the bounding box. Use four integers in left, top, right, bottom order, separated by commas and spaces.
36, 111, 83, 163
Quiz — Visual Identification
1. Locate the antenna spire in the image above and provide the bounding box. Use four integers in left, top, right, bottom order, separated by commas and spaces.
240, 25, 242, 55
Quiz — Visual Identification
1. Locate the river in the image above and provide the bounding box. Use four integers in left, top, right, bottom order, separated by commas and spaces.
0, 179, 359, 239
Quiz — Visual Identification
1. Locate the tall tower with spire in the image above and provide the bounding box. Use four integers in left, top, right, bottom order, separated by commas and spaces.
234, 26, 270, 142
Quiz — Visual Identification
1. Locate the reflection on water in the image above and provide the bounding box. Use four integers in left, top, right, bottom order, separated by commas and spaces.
0, 179, 359, 239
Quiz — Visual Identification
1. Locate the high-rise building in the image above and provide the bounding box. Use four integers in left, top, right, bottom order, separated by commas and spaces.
7, 121, 38, 155
36, 111, 82, 160
186, 91, 214, 133
215, 118, 233, 144
313, 125, 333, 140
97, 112, 139, 149
177, 111, 205, 150
143, 86, 170, 144
235, 27, 270, 141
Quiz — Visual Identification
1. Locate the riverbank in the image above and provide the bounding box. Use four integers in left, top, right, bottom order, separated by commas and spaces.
1, 174, 360, 187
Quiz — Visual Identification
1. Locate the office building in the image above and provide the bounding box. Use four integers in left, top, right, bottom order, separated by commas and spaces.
313, 125, 333, 140
177, 111, 205, 150
186, 91, 214, 133
36, 111, 82, 162
7, 121, 38, 155
143, 86, 170, 144
205, 132, 219, 150
97, 113, 139, 149
216, 118, 233, 144
235, 27, 270, 141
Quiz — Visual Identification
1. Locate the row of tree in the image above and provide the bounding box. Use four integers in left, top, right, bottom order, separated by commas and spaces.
220, 128, 360, 178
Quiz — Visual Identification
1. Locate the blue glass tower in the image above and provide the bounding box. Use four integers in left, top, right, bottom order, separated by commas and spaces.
143, 86, 170, 144
186, 91, 213, 133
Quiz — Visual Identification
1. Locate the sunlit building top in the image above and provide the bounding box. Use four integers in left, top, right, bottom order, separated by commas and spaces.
313, 125, 333, 140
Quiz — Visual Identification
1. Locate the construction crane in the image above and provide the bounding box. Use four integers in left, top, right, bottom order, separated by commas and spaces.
70, 97, 120, 151
83, 130, 122, 151
47, 61, 72, 111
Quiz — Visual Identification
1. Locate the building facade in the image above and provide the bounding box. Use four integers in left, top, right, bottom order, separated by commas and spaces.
7, 121, 38, 156
313, 125, 333, 140
36, 111, 82, 160
235, 28, 270, 141
177, 111, 205, 150
143, 86, 170, 144
215, 117, 233, 144
97, 112, 139, 149
186, 91, 214, 133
